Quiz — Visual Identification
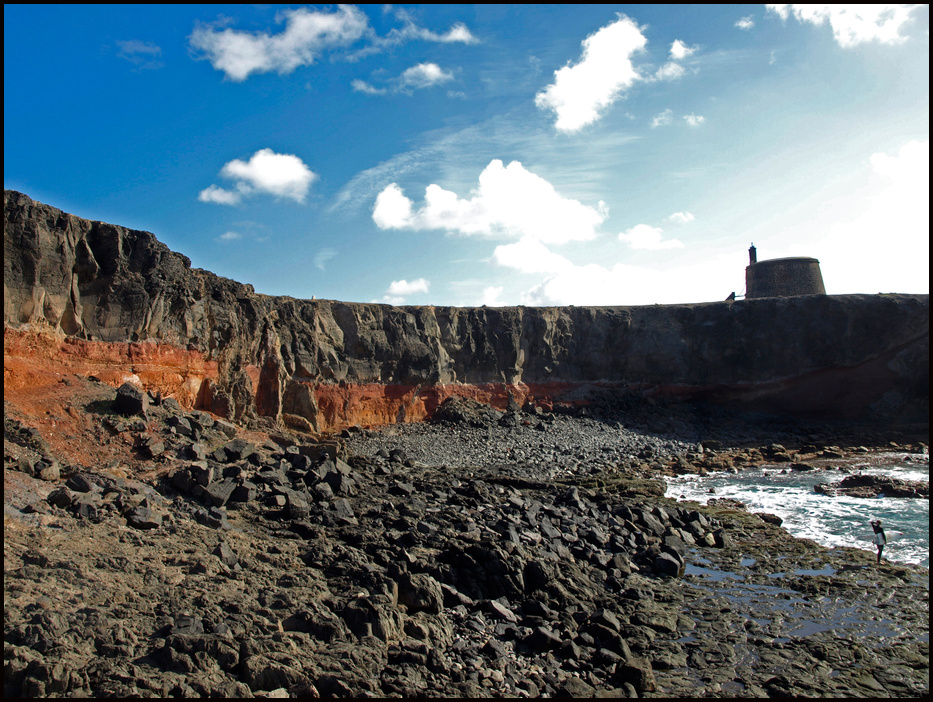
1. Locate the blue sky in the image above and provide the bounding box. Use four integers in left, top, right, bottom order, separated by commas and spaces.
4, 4, 929, 306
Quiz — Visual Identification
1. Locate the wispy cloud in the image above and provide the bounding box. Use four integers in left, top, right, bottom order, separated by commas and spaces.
314, 248, 337, 271
535, 15, 646, 133
351, 79, 387, 96
766, 4, 922, 47
683, 113, 706, 127
735, 16, 755, 30
116, 39, 163, 70
216, 230, 242, 242
199, 148, 317, 205
651, 108, 673, 128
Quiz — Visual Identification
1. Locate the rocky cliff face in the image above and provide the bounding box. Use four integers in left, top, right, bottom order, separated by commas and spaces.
4, 189, 929, 431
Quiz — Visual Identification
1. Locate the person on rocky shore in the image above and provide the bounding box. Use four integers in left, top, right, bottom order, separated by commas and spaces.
870, 519, 886, 564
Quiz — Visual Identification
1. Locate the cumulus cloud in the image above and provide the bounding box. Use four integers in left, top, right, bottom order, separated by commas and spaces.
766, 4, 922, 47
372, 183, 414, 228
199, 184, 245, 206
535, 15, 647, 133
398, 62, 455, 90
870, 138, 929, 183
372, 159, 607, 245
355, 62, 455, 95
189, 5, 369, 81
666, 211, 695, 224
736, 16, 755, 30
479, 286, 504, 306
116, 39, 163, 70
379, 277, 430, 304
651, 109, 674, 128
199, 148, 317, 205
670, 39, 697, 60
387, 278, 430, 296
491, 237, 574, 274
683, 113, 706, 127
618, 224, 685, 250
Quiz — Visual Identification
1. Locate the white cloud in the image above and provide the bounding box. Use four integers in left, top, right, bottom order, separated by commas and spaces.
189, 5, 369, 81
398, 62, 454, 90
670, 39, 696, 60
766, 4, 922, 48
355, 62, 455, 96
653, 62, 685, 81
437, 23, 479, 44
479, 286, 504, 306
870, 138, 928, 182
683, 114, 706, 127
200, 148, 317, 205
535, 15, 647, 133
618, 224, 684, 250
216, 231, 242, 241
387, 278, 430, 296
199, 184, 244, 205
352, 79, 387, 95
372, 183, 414, 228
116, 40, 163, 69
314, 248, 337, 271
381, 277, 430, 305
651, 109, 674, 128
491, 237, 574, 274
736, 16, 755, 30
380, 8, 479, 46
666, 211, 695, 224
806, 139, 929, 295
372, 159, 607, 245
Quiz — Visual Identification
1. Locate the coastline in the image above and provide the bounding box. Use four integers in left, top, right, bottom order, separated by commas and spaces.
4, 377, 929, 697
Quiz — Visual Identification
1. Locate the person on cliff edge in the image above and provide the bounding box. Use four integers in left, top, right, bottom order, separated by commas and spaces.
870, 520, 886, 564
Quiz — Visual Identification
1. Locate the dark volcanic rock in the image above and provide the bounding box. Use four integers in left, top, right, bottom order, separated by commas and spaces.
4, 190, 929, 429
815, 473, 929, 498
114, 383, 149, 417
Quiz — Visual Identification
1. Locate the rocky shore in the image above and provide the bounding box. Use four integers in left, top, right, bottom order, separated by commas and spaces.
4, 375, 929, 698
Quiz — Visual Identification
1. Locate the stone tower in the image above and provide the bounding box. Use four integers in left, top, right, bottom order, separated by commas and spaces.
745, 246, 826, 298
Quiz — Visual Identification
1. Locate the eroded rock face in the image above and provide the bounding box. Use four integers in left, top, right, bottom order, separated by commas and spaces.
4, 189, 929, 431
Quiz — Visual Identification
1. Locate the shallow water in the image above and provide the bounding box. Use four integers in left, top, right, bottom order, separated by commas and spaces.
666, 451, 929, 567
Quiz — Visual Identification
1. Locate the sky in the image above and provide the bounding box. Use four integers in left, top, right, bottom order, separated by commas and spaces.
4, 4, 929, 307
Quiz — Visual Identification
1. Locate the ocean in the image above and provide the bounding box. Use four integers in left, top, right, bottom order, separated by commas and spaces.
665, 451, 929, 568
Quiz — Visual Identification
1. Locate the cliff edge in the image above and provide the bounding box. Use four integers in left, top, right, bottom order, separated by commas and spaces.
4, 189, 928, 431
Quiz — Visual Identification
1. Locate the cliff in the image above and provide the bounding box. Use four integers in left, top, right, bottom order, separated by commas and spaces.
4, 189, 929, 431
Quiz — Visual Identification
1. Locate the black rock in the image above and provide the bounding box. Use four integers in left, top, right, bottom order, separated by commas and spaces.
113, 383, 149, 417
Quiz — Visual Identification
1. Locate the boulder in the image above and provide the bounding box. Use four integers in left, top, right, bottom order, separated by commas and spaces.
113, 383, 149, 417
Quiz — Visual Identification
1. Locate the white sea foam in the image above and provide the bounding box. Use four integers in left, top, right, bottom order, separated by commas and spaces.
666, 457, 929, 567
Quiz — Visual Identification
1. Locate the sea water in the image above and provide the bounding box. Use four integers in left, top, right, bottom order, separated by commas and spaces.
665, 452, 929, 568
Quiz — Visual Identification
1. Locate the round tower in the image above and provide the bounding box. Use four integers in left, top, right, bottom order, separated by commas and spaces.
745, 255, 826, 298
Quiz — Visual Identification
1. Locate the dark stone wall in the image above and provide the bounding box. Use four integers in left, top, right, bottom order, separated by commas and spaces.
746, 258, 826, 298
4, 190, 928, 426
